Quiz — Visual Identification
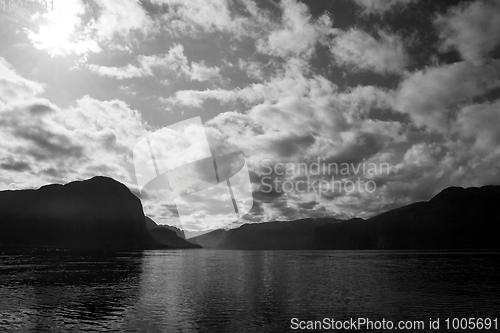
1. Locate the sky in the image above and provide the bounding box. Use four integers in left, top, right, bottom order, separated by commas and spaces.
1, 0, 500, 231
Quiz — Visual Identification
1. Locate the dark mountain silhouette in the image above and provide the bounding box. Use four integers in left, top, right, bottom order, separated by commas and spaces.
144, 216, 159, 230
162, 224, 186, 239
215, 218, 341, 250
190, 229, 229, 248
145, 217, 200, 249
145, 217, 186, 238
310, 185, 500, 249
5, 178, 497, 251
199, 185, 500, 250
0, 177, 164, 250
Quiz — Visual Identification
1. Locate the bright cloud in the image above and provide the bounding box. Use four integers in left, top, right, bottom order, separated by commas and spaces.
352, 0, 418, 15
0, 58, 146, 191
25, 0, 153, 57
435, 0, 500, 65
257, 0, 337, 59
0, 58, 45, 106
25, 0, 100, 57
91, 0, 154, 41
88, 44, 220, 81
152, 0, 261, 37
394, 60, 500, 132
330, 29, 409, 75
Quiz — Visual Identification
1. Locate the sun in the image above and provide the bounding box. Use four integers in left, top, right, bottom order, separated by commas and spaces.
33, 22, 74, 55
25, 0, 96, 57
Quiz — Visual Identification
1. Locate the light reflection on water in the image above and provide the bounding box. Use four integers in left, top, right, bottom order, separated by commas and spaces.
0, 249, 499, 332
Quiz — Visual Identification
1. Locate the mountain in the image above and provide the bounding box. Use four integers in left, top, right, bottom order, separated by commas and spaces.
145, 217, 200, 249
215, 218, 341, 250
162, 225, 186, 239
14, 178, 492, 251
0, 176, 164, 250
144, 216, 159, 230
190, 229, 229, 248
310, 185, 500, 249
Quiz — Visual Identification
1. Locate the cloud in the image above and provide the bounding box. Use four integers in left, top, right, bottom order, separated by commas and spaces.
91, 0, 154, 41
238, 59, 268, 81
87, 64, 151, 80
166, 58, 331, 107
163, 48, 498, 221
0, 58, 147, 190
0, 58, 188, 223
435, 0, 500, 65
88, 44, 220, 81
165, 58, 402, 221
189, 61, 221, 82
394, 60, 500, 132
25, 0, 100, 57
0, 95, 146, 186
330, 29, 409, 75
8, 1, 500, 226
0, 158, 32, 172
25, 0, 154, 58
256, 0, 336, 59
152, 0, 337, 59
0, 58, 45, 106
163, 89, 237, 107
454, 100, 500, 152
352, 0, 418, 15
14, 125, 84, 161
402, 143, 444, 168
167, 58, 396, 116
152, 0, 262, 37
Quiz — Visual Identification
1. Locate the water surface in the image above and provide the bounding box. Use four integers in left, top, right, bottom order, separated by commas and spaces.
1, 249, 499, 332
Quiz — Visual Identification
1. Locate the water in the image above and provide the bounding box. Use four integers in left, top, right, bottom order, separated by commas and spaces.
0, 249, 499, 332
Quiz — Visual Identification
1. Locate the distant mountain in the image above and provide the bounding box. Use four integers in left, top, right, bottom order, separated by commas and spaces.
198, 185, 500, 250
0, 177, 164, 250
214, 218, 341, 250
162, 225, 187, 239
144, 217, 187, 239
310, 186, 500, 249
190, 229, 229, 248
145, 217, 200, 249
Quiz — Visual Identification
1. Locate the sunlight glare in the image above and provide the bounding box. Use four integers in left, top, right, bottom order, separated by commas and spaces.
35, 22, 73, 53
26, 0, 91, 57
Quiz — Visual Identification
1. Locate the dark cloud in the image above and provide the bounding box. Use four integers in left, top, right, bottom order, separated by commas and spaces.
14, 127, 84, 160
296, 201, 318, 210
28, 103, 55, 115
164, 203, 179, 216
272, 133, 316, 157
326, 132, 386, 165
41, 167, 65, 178
270, 199, 299, 217
0, 160, 31, 172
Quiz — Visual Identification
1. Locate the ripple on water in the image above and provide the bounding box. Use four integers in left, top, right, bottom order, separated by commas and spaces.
0, 250, 499, 332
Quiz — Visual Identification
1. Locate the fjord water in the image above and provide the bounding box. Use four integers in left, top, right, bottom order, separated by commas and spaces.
1, 250, 499, 332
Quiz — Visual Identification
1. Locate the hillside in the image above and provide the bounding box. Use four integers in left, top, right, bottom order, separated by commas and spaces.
145, 217, 201, 249
216, 218, 341, 250
0, 177, 163, 250
310, 186, 500, 249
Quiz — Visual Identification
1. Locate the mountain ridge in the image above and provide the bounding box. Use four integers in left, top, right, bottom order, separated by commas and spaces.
310, 185, 500, 249
0, 176, 163, 250
2, 178, 498, 250
193, 185, 500, 250
145, 217, 201, 249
